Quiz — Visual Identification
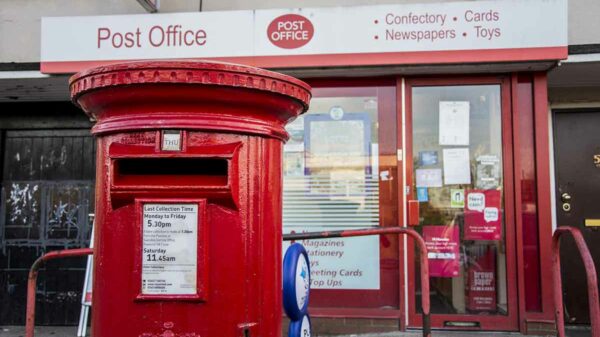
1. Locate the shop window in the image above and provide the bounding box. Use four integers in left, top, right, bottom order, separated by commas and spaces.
282, 85, 399, 309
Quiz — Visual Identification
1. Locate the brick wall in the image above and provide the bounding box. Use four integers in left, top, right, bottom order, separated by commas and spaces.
282, 317, 399, 336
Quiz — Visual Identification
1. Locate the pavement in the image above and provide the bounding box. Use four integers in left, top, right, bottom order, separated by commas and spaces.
0, 326, 593, 337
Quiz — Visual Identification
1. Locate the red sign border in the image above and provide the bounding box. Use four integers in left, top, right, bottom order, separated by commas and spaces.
41, 46, 567, 74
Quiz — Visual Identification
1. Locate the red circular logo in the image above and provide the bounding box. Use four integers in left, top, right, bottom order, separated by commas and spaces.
267, 14, 314, 49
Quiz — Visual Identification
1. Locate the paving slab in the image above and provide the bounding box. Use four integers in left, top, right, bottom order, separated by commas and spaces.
0, 326, 592, 337
0, 326, 77, 337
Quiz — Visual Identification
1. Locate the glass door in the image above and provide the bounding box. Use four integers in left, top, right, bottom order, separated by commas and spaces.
405, 78, 518, 330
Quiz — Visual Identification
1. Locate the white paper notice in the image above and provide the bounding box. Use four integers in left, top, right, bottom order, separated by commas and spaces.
142, 203, 197, 295
439, 101, 470, 146
416, 168, 443, 188
443, 148, 471, 185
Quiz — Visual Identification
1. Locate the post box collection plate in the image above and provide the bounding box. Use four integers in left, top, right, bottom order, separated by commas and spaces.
141, 203, 198, 295
136, 198, 207, 301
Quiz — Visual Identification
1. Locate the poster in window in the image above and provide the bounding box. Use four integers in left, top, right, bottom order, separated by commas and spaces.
423, 225, 460, 278
416, 168, 443, 188
443, 148, 471, 185
450, 189, 465, 208
439, 101, 470, 146
464, 189, 502, 241
284, 152, 305, 177
284, 117, 305, 153
417, 187, 429, 202
475, 155, 501, 189
305, 113, 370, 171
419, 150, 438, 166
304, 113, 371, 195
465, 246, 497, 311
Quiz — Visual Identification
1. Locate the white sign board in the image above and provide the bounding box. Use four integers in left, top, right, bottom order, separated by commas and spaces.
284, 227, 380, 290
142, 203, 197, 295
41, 0, 567, 73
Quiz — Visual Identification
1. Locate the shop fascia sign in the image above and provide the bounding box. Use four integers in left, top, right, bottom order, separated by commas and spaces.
41, 0, 567, 73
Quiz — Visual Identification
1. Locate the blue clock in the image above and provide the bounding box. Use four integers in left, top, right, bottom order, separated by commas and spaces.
283, 243, 311, 321
288, 314, 311, 337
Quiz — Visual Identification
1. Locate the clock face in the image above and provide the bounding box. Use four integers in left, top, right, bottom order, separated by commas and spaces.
289, 315, 311, 337
300, 315, 311, 337
295, 253, 310, 310
283, 243, 311, 320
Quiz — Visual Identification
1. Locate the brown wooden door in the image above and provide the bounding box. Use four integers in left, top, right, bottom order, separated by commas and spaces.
553, 108, 600, 325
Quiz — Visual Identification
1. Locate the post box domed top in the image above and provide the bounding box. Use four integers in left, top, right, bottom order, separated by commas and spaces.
69, 60, 312, 140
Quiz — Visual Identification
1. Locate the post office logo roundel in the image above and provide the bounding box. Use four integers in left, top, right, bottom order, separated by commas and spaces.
267, 14, 314, 49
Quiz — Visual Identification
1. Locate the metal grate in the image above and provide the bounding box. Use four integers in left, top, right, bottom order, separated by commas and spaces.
0, 130, 95, 325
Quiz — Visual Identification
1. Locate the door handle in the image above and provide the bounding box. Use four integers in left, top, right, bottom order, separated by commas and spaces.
561, 193, 572, 212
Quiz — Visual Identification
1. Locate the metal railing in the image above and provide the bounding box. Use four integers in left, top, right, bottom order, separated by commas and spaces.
284, 227, 432, 337
25, 248, 94, 337
23, 225, 600, 337
23, 227, 433, 337
552, 226, 600, 337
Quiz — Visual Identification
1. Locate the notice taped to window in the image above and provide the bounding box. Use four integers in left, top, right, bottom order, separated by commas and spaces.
142, 203, 197, 295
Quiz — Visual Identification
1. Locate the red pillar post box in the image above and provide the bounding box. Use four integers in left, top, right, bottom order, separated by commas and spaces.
69, 61, 311, 337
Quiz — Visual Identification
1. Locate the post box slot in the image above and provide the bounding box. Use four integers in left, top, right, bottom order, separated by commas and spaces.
113, 157, 228, 187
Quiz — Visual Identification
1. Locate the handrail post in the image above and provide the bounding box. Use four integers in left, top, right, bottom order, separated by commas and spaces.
407, 229, 431, 337
552, 226, 600, 337
26, 248, 94, 337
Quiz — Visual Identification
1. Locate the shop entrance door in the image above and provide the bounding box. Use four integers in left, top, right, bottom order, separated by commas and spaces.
404, 78, 519, 330
553, 108, 600, 325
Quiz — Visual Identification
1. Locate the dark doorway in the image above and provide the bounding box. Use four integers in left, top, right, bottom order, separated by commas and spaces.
553, 108, 600, 325
0, 129, 95, 325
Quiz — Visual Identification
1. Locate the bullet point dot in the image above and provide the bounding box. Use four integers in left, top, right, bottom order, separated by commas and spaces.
374, 35, 379, 40
453, 17, 457, 21
374, 19, 379, 24
463, 32, 467, 37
